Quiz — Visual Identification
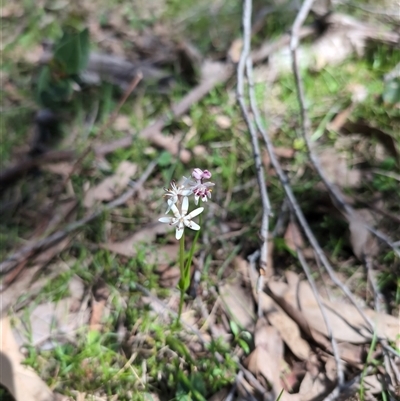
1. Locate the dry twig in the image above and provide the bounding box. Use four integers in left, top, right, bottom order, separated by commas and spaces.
237, 0, 272, 319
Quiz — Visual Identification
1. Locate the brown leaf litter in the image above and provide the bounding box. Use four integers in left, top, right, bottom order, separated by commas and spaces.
239, 254, 400, 399
270, 271, 398, 344
244, 318, 301, 401
0, 316, 54, 401
12, 275, 89, 350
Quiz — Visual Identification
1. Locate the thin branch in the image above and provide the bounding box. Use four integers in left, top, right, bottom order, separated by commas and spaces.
238, 0, 272, 318
290, 0, 316, 51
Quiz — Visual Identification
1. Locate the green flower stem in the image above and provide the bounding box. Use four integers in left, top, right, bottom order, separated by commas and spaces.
177, 234, 185, 324
185, 214, 202, 275
176, 214, 203, 326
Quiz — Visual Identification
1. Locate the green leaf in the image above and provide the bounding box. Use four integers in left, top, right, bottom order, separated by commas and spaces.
238, 338, 250, 354
87, 330, 101, 345
178, 277, 185, 291
158, 151, 172, 167
183, 267, 191, 291
36, 65, 74, 107
229, 320, 239, 337
176, 371, 207, 401
53, 28, 90, 75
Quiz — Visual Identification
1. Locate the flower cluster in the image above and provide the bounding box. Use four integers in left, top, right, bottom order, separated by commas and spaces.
159, 168, 215, 239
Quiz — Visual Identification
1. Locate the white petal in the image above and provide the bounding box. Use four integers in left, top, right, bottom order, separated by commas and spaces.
170, 204, 181, 218
187, 207, 204, 219
181, 196, 189, 215
175, 226, 184, 239
159, 217, 173, 223
165, 201, 174, 214
181, 189, 192, 196
185, 220, 200, 231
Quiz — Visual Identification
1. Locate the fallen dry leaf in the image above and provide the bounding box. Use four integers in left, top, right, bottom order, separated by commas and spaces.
90, 279, 110, 331
157, 265, 180, 288
284, 222, 304, 252
215, 115, 232, 129
318, 147, 362, 188
0, 315, 54, 401
299, 371, 332, 401
263, 148, 295, 169
362, 375, 382, 395
337, 342, 365, 367
84, 160, 137, 207
102, 224, 178, 268
279, 274, 399, 344
219, 281, 255, 331
245, 318, 301, 401
274, 147, 295, 159
12, 275, 89, 350
101, 223, 170, 257
245, 257, 311, 359
328, 105, 354, 132
113, 115, 131, 131
263, 298, 311, 360
1, 3, 24, 18
347, 210, 379, 261
227, 38, 243, 63
42, 162, 75, 177
245, 318, 283, 392
1, 237, 72, 313
324, 357, 337, 382
342, 121, 399, 164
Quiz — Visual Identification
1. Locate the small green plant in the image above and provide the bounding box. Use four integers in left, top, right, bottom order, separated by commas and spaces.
159, 168, 215, 324
229, 320, 252, 354
359, 330, 379, 401
37, 27, 90, 108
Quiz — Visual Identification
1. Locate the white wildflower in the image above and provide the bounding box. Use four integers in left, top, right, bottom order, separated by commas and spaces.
159, 196, 204, 240
163, 181, 191, 214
